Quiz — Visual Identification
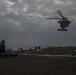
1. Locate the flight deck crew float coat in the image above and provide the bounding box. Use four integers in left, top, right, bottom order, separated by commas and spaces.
0, 40, 5, 53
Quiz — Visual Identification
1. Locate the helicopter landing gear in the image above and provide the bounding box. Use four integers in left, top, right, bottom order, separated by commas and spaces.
57, 29, 67, 31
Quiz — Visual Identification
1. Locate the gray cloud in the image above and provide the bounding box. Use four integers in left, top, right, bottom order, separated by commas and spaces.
0, 0, 76, 49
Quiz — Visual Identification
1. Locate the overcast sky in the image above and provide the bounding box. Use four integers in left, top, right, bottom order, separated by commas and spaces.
0, 0, 76, 49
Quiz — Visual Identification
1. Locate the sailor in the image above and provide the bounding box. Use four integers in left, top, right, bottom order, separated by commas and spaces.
0, 40, 6, 53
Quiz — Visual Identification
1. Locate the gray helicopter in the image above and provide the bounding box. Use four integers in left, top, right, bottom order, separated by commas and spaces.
45, 10, 71, 32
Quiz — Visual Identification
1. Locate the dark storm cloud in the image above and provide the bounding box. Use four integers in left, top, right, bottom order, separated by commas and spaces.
0, 0, 76, 48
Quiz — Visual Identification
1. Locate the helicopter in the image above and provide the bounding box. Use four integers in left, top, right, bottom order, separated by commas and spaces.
45, 10, 71, 32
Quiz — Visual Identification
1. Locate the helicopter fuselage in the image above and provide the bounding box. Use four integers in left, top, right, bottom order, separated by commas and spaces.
58, 19, 71, 29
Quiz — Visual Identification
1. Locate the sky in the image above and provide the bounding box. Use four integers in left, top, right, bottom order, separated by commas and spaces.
0, 0, 76, 49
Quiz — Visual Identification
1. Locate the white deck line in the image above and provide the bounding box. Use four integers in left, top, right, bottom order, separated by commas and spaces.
20, 54, 76, 57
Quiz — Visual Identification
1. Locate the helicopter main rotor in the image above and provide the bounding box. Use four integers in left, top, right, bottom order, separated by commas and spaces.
56, 10, 67, 19
45, 10, 68, 20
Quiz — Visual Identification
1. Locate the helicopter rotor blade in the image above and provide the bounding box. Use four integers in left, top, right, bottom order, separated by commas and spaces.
45, 18, 62, 19
56, 10, 66, 19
